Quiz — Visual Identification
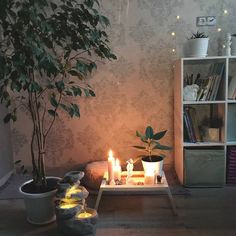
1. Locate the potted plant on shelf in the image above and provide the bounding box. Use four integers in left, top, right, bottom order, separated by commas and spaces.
133, 126, 171, 177
0, 0, 116, 225
187, 31, 209, 57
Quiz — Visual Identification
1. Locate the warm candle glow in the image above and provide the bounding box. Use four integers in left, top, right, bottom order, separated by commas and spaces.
60, 203, 78, 209
76, 211, 92, 219
115, 158, 120, 166
108, 149, 114, 159
108, 149, 115, 183
171, 32, 175, 36
65, 185, 82, 198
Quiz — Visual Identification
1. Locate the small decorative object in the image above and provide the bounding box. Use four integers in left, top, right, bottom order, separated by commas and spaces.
56, 171, 98, 236
114, 159, 122, 181
183, 84, 199, 101
224, 33, 232, 56
208, 128, 220, 142
200, 116, 223, 142
231, 34, 236, 56
133, 126, 171, 177
107, 150, 115, 184
186, 31, 209, 57
126, 159, 134, 184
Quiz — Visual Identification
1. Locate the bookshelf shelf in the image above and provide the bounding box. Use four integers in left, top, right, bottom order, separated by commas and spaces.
183, 142, 225, 147
174, 56, 236, 186
183, 101, 225, 105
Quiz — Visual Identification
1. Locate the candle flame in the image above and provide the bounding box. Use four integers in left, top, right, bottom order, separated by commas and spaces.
115, 158, 120, 166
108, 149, 113, 158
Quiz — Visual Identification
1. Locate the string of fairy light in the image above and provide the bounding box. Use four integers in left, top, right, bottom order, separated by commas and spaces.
170, 7, 231, 54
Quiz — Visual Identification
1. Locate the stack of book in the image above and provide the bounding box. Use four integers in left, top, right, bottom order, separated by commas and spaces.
184, 106, 201, 143
227, 146, 236, 185
196, 62, 225, 101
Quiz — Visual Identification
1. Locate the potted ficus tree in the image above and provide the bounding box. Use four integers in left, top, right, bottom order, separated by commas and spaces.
0, 0, 116, 225
187, 31, 209, 57
133, 126, 171, 177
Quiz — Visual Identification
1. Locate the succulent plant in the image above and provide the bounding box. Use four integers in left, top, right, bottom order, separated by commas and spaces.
189, 31, 208, 39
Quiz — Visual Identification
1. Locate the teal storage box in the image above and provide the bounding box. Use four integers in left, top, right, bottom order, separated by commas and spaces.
184, 149, 225, 187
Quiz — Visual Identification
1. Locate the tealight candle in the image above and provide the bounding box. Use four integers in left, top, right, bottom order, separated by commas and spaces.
108, 149, 115, 183
144, 171, 155, 185
76, 211, 92, 219
59, 203, 78, 209
114, 159, 121, 181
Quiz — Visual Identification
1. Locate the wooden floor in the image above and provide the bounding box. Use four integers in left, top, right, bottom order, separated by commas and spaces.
1, 187, 236, 236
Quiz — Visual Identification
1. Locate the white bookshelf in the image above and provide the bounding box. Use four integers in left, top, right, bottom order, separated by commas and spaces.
174, 56, 236, 186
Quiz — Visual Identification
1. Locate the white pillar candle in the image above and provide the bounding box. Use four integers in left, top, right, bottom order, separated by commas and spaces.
114, 159, 121, 181
108, 150, 115, 183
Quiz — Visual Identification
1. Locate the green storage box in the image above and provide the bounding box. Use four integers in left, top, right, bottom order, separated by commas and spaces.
184, 149, 225, 187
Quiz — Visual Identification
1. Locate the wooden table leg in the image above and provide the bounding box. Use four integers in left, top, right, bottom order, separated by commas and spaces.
166, 187, 178, 216
95, 189, 103, 211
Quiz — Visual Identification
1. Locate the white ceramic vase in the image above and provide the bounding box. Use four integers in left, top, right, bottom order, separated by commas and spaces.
19, 176, 60, 225
187, 38, 209, 57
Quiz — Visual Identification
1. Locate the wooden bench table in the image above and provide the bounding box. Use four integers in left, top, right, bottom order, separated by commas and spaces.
95, 171, 177, 215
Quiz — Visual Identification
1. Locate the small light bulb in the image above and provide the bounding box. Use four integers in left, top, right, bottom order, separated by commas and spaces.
224, 9, 228, 14
222, 44, 226, 48
172, 48, 176, 53
217, 28, 222, 32
176, 15, 180, 20
171, 32, 176, 36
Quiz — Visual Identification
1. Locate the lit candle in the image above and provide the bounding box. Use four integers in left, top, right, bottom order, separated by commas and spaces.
144, 170, 155, 185
59, 203, 78, 209
65, 185, 81, 198
108, 149, 115, 183
76, 211, 92, 219
114, 159, 121, 181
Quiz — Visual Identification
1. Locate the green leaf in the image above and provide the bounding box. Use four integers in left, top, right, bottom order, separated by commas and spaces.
48, 109, 58, 117
89, 89, 95, 97
153, 143, 172, 151
3, 113, 11, 123
50, 96, 58, 107
153, 130, 167, 140
145, 126, 153, 139
55, 80, 65, 93
14, 160, 21, 164
133, 146, 146, 150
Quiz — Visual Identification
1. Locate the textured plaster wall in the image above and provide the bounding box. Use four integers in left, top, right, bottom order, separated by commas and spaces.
11, 0, 236, 170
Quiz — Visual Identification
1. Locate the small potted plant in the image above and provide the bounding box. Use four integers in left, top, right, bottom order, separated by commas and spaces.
187, 31, 209, 57
133, 126, 171, 176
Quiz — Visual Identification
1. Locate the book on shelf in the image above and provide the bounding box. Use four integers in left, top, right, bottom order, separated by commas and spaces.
183, 106, 201, 143
228, 76, 236, 99
197, 62, 225, 101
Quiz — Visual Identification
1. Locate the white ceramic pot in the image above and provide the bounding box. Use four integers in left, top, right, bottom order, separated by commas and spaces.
231, 36, 236, 56
19, 176, 60, 225
187, 38, 209, 57
141, 156, 163, 177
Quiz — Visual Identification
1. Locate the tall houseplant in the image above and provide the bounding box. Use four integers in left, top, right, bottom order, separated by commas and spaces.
0, 0, 116, 224
133, 126, 171, 176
